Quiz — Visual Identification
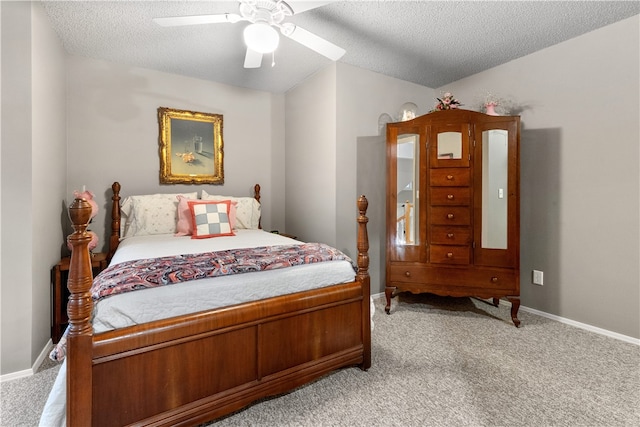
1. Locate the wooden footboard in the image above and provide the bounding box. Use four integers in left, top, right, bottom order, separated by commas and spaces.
66, 184, 370, 426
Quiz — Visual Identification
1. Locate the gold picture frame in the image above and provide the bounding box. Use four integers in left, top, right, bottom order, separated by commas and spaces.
158, 107, 224, 184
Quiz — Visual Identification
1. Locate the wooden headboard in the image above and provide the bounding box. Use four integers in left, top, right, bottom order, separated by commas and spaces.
107, 182, 262, 261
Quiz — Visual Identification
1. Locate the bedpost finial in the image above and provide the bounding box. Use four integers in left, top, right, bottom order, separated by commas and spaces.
66, 198, 94, 337
69, 198, 92, 231
357, 195, 368, 216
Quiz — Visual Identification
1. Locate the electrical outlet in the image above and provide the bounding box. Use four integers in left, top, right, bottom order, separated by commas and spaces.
532, 270, 544, 286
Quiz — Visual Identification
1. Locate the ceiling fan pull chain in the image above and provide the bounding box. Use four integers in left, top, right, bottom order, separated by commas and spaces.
272, 51, 276, 67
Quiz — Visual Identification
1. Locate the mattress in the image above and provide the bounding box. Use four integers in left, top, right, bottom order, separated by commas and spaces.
39, 230, 358, 427
93, 229, 357, 332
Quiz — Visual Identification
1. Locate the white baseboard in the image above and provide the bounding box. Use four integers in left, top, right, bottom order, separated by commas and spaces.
0, 339, 52, 383
489, 297, 639, 345
517, 304, 640, 346
374, 293, 639, 346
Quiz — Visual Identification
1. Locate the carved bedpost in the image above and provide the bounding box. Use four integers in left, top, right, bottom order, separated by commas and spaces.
109, 182, 121, 261
254, 184, 261, 229
356, 195, 371, 370
253, 184, 261, 204
66, 198, 94, 426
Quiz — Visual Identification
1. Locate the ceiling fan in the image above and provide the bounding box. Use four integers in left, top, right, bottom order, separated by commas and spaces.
153, 0, 345, 69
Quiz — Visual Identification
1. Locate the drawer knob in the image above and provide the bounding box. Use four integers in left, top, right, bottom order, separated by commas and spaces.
405, 271, 411, 277
447, 252, 454, 258
447, 194, 454, 200
447, 213, 454, 219
446, 175, 454, 180
447, 233, 454, 238
491, 276, 498, 283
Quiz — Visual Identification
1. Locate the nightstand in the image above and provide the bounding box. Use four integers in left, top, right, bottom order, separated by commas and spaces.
270, 230, 298, 240
51, 252, 108, 343
279, 233, 298, 240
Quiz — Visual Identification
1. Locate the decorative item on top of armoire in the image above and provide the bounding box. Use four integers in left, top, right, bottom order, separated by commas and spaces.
484, 102, 499, 116
385, 108, 521, 327
378, 101, 420, 135
479, 92, 515, 116
397, 102, 418, 121
432, 92, 462, 111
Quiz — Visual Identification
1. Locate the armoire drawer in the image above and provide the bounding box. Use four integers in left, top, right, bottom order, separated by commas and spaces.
438, 268, 518, 291
429, 245, 470, 265
430, 206, 470, 225
388, 265, 430, 283
430, 187, 470, 206
430, 225, 471, 245
430, 168, 470, 187
388, 264, 517, 292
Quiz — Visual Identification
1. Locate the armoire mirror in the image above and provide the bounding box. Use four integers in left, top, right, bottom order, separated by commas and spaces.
481, 129, 508, 249
437, 131, 462, 159
396, 134, 419, 245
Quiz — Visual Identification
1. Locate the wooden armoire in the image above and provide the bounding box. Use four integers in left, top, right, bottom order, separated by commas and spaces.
385, 109, 521, 327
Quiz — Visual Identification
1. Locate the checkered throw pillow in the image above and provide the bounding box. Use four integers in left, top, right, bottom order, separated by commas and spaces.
187, 200, 235, 239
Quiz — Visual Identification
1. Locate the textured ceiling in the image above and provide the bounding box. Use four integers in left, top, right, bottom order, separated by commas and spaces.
41, 1, 640, 93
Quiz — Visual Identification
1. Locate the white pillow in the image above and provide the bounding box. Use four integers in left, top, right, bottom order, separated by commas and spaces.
120, 192, 198, 238
201, 189, 261, 229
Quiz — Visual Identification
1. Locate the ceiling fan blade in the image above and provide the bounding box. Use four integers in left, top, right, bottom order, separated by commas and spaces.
288, 1, 338, 15
244, 48, 263, 68
153, 13, 242, 27
283, 25, 345, 61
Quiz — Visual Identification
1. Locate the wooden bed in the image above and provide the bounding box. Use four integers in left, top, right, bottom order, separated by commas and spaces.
63, 182, 371, 427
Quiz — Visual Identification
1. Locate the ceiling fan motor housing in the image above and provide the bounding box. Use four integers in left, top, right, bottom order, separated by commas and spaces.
239, 0, 293, 25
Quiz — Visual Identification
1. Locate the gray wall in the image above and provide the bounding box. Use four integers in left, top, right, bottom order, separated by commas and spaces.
284, 65, 338, 245
334, 63, 433, 261
443, 15, 639, 338
284, 62, 432, 276
64, 56, 287, 251
357, 135, 386, 294
1, 1, 67, 375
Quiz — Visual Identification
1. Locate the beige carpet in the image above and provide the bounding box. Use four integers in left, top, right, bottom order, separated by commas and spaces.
2, 294, 639, 426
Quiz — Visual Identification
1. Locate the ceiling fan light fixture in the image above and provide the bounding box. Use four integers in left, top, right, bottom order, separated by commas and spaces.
243, 22, 279, 54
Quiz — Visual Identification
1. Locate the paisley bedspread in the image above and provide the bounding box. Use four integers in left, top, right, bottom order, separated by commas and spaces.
91, 243, 354, 302
50, 242, 354, 362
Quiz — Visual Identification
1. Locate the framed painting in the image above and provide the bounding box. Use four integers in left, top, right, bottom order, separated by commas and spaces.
158, 107, 224, 184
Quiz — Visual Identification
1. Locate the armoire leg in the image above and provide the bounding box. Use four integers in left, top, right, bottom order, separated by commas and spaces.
384, 287, 395, 314
507, 296, 521, 327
